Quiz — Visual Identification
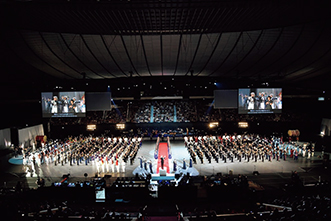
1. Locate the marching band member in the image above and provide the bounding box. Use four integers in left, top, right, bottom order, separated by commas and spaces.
111, 158, 115, 173
105, 155, 109, 173
121, 159, 126, 173
101, 156, 105, 173
96, 157, 100, 174
116, 158, 119, 173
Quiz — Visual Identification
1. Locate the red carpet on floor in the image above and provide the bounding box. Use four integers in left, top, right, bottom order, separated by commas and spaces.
157, 142, 170, 173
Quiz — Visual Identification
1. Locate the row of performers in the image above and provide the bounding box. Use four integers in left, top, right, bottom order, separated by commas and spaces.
134, 156, 195, 178
42, 95, 85, 114
22, 136, 142, 173
184, 135, 314, 164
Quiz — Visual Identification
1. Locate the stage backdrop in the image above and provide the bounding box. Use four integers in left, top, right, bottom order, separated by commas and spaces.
0, 128, 11, 149
18, 124, 44, 148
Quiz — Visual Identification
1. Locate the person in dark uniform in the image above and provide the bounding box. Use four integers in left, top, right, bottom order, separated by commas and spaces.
68, 100, 76, 113
57, 152, 61, 164
265, 96, 273, 110
149, 161, 153, 174
59, 96, 65, 113
54, 153, 57, 166
44, 98, 52, 113
160, 156, 165, 169
139, 156, 143, 168
76, 154, 80, 166
69, 153, 72, 166
36, 178, 45, 188
144, 160, 148, 171
85, 154, 89, 165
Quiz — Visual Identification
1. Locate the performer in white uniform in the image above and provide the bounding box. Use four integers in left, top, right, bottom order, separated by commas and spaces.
51, 96, 58, 113
276, 93, 282, 109
260, 92, 266, 109
121, 159, 126, 173
116, 159, 120, 172
101, 157, 105, 173
247, 92, 256, 110
312, 145, 315, 157
62, 96, 69, 113
96, 158, 100, 174
111, 158, 115, 173
105, 156, 109, 173
30, 154, 35, 173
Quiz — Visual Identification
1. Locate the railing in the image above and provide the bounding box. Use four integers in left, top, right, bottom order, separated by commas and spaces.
261, 203, 292, 212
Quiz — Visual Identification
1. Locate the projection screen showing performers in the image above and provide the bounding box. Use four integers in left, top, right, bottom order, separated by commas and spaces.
41, 91, 86, 118
238, 88, 282, 114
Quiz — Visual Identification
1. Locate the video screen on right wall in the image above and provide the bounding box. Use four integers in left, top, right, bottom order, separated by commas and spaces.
238, 88, 282, 114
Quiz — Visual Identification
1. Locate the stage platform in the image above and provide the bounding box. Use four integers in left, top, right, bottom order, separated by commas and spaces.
0, 140, 328, 190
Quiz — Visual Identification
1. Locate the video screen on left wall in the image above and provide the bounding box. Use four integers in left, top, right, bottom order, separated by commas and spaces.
41, 91, 86, 118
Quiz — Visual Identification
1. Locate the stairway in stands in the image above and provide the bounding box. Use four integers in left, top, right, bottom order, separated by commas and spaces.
150, 105, 154, 123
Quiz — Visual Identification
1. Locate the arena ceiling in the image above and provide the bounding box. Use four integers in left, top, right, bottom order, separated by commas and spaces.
1, 0, 331, 86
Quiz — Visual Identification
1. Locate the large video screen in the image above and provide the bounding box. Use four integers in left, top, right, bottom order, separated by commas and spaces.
41, 91, 86, 118
238, 88, 282, 114
214, 90, 238, 109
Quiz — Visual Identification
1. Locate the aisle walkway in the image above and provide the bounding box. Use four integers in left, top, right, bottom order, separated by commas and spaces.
150, 105, 154, 122
174, 105, 177, 122
157, 142, 170, 173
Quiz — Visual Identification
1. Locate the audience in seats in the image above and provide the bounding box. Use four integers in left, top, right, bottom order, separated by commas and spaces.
48, 99, 314, 126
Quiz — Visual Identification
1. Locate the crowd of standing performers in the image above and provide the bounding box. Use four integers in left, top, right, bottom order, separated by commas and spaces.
184, 134, 315, 164
21, 136, 142, 174
19, 133, 316, 177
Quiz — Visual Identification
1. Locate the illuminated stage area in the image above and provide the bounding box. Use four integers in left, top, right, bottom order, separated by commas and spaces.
3, 139, 324, 190
1, 1, 331, 219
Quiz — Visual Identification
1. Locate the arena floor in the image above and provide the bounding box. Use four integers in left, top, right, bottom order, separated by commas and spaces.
0, 140, 327, 190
